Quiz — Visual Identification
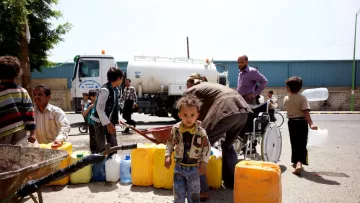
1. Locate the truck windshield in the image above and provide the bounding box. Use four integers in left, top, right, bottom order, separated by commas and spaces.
79, 60, 100, 77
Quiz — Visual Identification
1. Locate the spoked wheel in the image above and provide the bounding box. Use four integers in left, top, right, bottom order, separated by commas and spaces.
260, 122, 282, 163
274, 112, 285, 127
78, 124, 88, 133
233, 138, 244, 155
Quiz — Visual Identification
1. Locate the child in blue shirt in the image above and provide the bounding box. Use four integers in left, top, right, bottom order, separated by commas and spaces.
82, 89, 98, 153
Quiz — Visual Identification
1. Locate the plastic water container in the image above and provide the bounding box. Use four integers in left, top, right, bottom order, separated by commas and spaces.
131, 143, 155, 186
92, 159, 106, 181
153, 144, 175, 189
307, 128, 328, 149
40, 142, 72, 186
70, 151, 92, 184
120, 154, 132, 184
105, 154, 121, 182
234, 160, 282, 203
301, 88, 329, 101
258, 95, 265, 103
206, 154, 222, 189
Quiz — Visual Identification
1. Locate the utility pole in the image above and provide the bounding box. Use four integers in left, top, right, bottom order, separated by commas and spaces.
187, 36, 190, 59
350, 9, 360, 111
20, 22, 32, 98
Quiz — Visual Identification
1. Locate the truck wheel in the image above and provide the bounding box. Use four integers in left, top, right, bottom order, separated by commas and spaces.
171, 108, 181, 121
151, 108, 157, 115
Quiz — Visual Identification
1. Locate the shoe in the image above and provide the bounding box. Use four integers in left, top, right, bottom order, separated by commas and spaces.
200, 192, 209, 202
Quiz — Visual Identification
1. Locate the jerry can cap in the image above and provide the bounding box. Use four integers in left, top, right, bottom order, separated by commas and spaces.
76, 153, 84, 158
125, 155, 130, 160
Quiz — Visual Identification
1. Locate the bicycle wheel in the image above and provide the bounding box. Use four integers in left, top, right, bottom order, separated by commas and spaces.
79, 124, 88, 133
274, 112, 284, 127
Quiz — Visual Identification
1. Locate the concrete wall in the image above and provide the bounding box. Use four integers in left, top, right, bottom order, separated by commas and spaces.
16, 78, 72, 111
19, 78, 360, 111
259, 87, 360, 111
30, 78, 72, 111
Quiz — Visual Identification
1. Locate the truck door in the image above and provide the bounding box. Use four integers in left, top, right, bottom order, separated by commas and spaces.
74, 59, 102, 110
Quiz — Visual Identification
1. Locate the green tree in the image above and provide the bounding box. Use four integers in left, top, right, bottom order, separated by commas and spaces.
0, 0, 72, 72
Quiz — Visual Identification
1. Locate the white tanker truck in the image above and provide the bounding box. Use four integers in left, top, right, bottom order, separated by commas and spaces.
71, 55, 229, 120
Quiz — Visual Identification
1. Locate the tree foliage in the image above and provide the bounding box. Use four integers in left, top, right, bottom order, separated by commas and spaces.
0, 0, 71, 72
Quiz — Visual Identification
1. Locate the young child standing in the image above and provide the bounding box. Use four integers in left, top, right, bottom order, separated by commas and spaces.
82, 89, 98, 153
283, 76, 317, 175
165, 94, 210, 203
267, 90, 278, 122
81, 92, 91, 127
0, 56, 36, 145
81, 92, 91, 112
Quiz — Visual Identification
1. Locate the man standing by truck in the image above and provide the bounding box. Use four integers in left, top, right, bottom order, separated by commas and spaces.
120, 79, 137, 133
237, 55, 268, 105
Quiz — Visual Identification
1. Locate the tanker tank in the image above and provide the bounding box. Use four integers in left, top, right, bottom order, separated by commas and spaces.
126, 56, 228, 96
125, 56, 228, 119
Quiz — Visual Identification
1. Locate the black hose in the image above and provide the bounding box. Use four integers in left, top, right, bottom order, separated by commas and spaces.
17, 144, 137, 198
100, 144, 137, 156
17, 154, 104, 197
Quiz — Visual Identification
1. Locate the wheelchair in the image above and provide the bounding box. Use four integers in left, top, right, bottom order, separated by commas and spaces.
215, 101, 282, 163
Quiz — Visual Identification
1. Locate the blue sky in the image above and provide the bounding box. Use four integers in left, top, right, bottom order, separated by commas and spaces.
48, 0, 360, 62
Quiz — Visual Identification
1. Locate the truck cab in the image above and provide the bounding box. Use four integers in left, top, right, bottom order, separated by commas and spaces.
71, 55, 118, 112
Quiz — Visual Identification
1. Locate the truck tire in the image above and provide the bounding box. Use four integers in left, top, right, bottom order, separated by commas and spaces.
172, 108, 181, 122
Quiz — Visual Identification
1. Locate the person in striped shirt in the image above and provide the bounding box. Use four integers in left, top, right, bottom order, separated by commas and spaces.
120, 79, 137, 133
0, 56, 36, 145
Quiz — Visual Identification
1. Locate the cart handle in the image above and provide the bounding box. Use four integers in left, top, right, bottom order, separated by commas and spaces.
119, 121, 160, 144
17, 144, 137, 198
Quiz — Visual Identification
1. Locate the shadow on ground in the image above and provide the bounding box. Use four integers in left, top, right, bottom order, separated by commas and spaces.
280, 165, 287, 174
70, 121, 176, 129
298, 170, 348, 185
130, 185, 172, 196
68, 182, 119, 193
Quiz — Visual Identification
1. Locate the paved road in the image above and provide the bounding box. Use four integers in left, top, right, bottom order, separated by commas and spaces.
25, 113, 360, 203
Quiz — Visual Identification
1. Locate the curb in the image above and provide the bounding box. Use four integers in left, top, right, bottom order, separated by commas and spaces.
278, 111, 360, 115
310, 112, 360, 115
66, 111, 360, 115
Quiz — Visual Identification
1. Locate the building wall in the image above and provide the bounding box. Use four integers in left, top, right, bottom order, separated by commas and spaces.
215, 60, 359, 88
30, 79, 72, 111
32, 63, 75, 88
